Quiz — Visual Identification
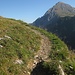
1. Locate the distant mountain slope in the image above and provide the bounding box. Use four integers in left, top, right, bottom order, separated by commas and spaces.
32, 2, 75, 49
33, 2, 75, 27
0, 16, 75, 75
46, 16, 75, 49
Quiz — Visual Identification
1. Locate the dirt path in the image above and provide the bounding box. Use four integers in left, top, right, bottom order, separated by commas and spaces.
59, 65, 65, 75
26, 26, 51, 71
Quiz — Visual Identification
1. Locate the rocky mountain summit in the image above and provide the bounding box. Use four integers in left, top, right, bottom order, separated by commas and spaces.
33, 2, 75, 27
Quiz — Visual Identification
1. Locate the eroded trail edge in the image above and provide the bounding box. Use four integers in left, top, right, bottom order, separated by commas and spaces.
26, 26, 51, 72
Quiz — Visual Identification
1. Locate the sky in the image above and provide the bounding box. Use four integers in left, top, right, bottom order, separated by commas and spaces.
0, 0, 75, 23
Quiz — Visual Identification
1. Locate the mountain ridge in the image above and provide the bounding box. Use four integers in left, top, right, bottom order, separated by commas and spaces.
32, 2, 75, 49
33, 2, 75, 27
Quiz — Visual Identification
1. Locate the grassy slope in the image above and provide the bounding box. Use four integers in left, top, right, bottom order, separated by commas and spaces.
0, 17, 75, 75
0, 17, 41, 75
29, 25, 75, 75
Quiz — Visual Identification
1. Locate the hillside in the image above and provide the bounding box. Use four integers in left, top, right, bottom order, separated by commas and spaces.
32, 2, 75, 49
0, 17, 75, 75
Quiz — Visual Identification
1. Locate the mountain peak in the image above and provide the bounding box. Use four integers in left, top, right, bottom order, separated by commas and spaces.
56, 1, 65, 4
45, 2, 75, 17
33, 2, 75, 27
55, 2, 68, 7
55, 1, 71, 7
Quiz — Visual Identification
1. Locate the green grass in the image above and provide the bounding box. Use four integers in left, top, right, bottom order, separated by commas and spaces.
0, 17, 41, 75
28, 24, 75, 75
0, 16, 75, 75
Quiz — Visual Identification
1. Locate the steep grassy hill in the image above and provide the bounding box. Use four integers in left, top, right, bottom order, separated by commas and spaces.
0, 17, 41, 75
0, 16, 75, 75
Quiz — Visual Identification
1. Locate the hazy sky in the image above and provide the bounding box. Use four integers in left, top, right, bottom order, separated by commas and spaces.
0, 0, 75, 23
